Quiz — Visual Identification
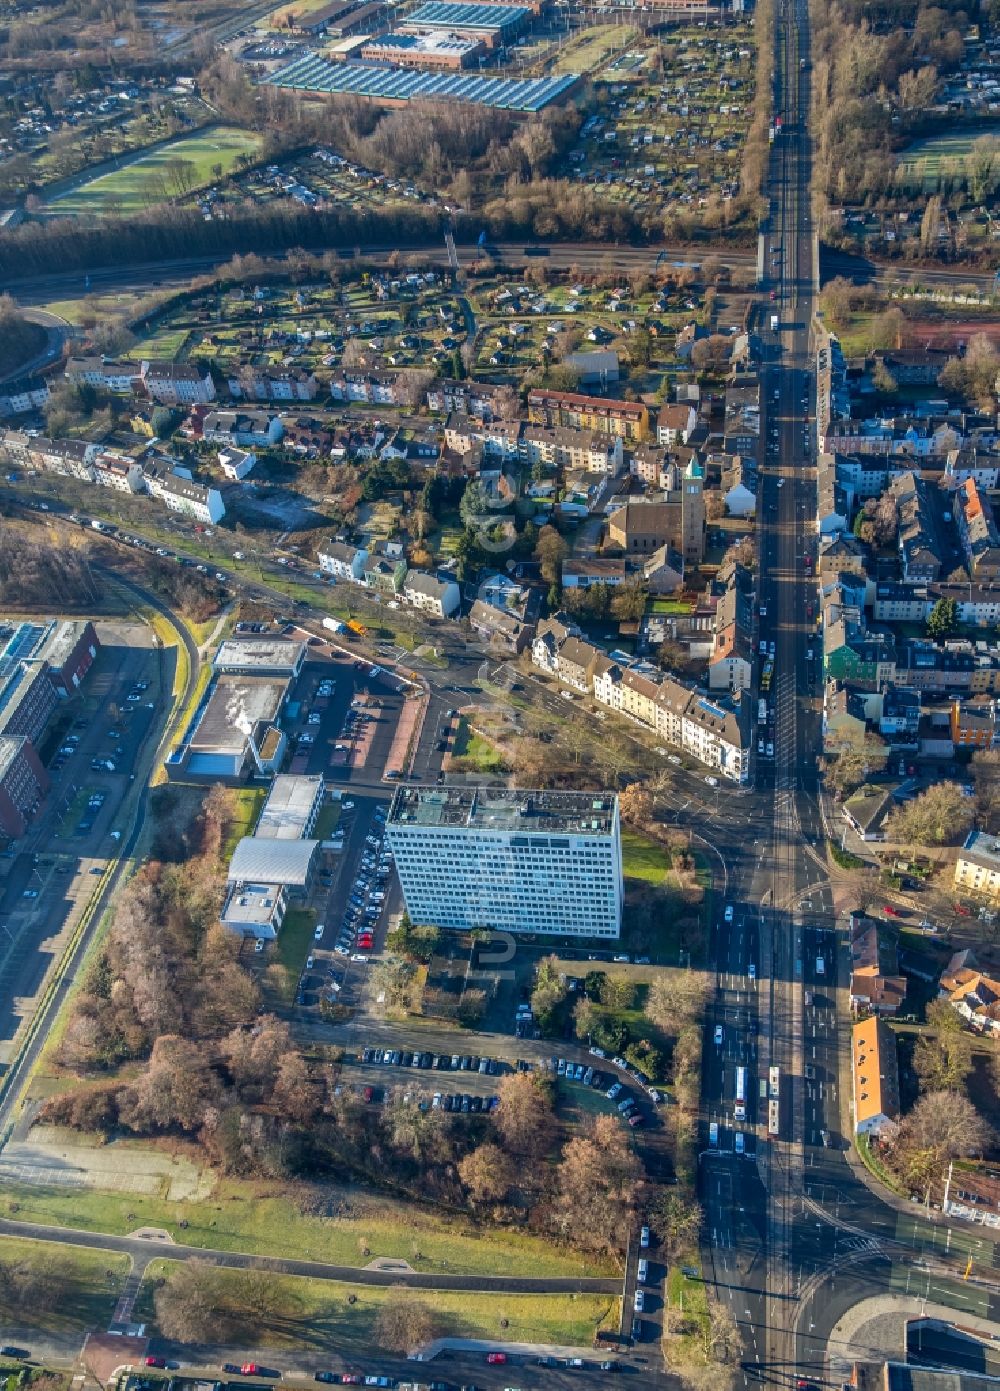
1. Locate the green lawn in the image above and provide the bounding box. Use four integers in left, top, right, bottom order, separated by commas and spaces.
552, 25, 639, 74
897, 128, 990, 182
50, 127, 264, 217
274, 907, 316, 1000
0, 1179, 605, 1277
451, 717, 506, 773
224, 788, 266, 859
124, 327, 190, 361
621, 829, 670, 886
140, 1259, 615, 1352
313, 803, 341, 841
0, 1234, 128, 1335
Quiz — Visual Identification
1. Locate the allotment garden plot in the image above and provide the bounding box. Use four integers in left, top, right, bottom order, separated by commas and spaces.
557, 26, 755, 218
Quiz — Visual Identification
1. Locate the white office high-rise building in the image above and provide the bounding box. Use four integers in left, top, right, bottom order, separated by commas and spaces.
386, 786, 623, 938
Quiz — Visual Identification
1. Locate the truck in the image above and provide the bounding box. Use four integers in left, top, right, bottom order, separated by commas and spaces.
346, 619, 367, 636
322, 617, 347, 634
770, 313, 779, 332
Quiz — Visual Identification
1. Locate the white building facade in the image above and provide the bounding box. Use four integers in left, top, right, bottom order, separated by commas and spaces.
386, 786, 623, 939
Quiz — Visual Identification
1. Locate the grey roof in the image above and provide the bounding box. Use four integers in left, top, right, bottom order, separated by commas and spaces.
228, 836, 318, 887
404, 569, 454, 599
257, 774, 323, 839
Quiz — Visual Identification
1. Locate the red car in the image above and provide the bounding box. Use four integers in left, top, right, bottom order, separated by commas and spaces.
955, 902, 971, 916
341, 1378, 362, 1386
486, 1353, 507, 1365
357, 936, 374, 950
240, 1365, 259, 1376
144, 1358, 166, 1369
883, 904, 900, 918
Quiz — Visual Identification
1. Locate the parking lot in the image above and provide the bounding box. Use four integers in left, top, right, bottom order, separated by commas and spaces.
0, 621, 163, 1060
254, 645, 440, 1012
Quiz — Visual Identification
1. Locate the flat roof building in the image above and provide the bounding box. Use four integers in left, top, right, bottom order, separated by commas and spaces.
221, 881, 290, 940
386, 786, 622, 938
267, 53, 575, 110
401, 0, 530, 43
170, 674, 289, 780
214, 637, 305, 677
256, 774, 325, 840
361, 29, 485, 67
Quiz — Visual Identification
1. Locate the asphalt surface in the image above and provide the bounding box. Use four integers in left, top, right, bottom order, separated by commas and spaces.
0, 574, 197, 1139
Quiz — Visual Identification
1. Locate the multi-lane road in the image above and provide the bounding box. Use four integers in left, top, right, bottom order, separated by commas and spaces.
698, 0, 1000, 1384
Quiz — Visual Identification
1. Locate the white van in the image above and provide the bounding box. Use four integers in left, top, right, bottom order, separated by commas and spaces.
637, 1258, 649, 1284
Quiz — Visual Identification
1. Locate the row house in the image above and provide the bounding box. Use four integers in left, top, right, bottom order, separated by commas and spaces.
65, 356, 140, 394
656, 403, 698, 447
823, 620, 896, 687
519, 424, 623, 475
0, 380, 50, 418
816, 452, 849, 535
282, 417, 334, 458
533, 617, 749, 782
945, 446, 1000, 490
892, 471, 945, 583
951, 696, 1000, 750
318, 540, 368, 583
835, 453, 910, 506
363, 553, 407, 595
0, 433, 98, 481
443, 413, 521, 461
957, 478, 1000, 580
954, 834, 1000, 909
871, 582, 934, 624
879, 685, 921, 743
201, 410, 284, 449
330, 370, 400, 405
849, 912, 907, 1017
141, 360, 216, 406
143, 465, 225, 525
93, 451, 145, 493
527, 388, 649, 442
722, 456, 756, 517
468, 599, 534, 654
425, 378, 517, 421
228, 368, 320, 402
818, 533, 867, 582
709, 581, 753, 693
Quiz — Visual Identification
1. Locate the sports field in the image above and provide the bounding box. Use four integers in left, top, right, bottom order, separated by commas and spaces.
896, 128, 995, 185
49, 126, 263, 217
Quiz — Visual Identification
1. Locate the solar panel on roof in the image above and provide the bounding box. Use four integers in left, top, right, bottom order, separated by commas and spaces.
267, 57, 574, 110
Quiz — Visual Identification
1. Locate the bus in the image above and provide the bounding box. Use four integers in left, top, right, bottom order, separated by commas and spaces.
768, 1065, 780, 1100
734, 1065, 747, 1121
758, 699, 767, 725
768, 1099, 780, 1137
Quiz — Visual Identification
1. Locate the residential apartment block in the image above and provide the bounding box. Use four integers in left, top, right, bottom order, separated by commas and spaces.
527, 388, 649, 441
955, 830, 1000, 902
386, 786, 623, 939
